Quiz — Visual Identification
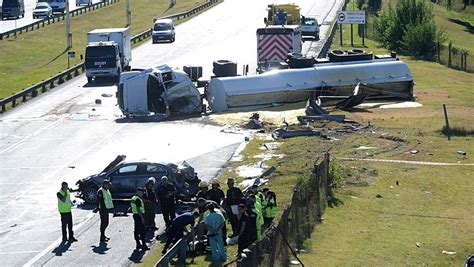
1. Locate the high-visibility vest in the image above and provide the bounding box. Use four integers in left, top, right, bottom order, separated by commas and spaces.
101, 188, 114, 209
263, 198, 276, 218
131, 195, 145, 214
58, 189, 72, 213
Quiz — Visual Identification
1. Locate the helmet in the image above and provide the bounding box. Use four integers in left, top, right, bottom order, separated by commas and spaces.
198, 181, 208, 188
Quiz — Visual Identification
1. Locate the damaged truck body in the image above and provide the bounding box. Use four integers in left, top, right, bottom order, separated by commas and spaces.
117, 65, 202, 117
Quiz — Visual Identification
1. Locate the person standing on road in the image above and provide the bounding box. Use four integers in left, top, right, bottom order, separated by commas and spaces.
155, 176, 177, 230
224, 178, 244, 237
131, 187, 148, 251
57, 182, 77, 243
196, 181, 210, 200
204, 203, 227, 263
143, 177, 157, 231
94, 179, 114, 243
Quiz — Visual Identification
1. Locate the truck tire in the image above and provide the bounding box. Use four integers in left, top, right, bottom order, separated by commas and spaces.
286, 56, 316, 69
212, 60, 237, 77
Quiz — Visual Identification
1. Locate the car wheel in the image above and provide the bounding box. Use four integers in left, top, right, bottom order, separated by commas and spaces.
83, 185, 98, 204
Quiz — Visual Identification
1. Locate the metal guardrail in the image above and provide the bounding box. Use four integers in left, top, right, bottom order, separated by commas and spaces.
317, 0, 349, 58
155, 234, 189, 267
0, 0, 119, 41
0, 0, 219, 113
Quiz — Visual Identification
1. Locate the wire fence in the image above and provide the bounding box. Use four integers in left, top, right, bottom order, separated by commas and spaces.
225, 153, 331, 267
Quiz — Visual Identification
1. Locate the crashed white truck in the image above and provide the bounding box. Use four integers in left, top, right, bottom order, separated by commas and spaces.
117, 65, 203, 117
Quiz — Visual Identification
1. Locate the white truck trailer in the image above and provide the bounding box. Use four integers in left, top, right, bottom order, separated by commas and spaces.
257, 25, 302, 73
85, 28, 132, 83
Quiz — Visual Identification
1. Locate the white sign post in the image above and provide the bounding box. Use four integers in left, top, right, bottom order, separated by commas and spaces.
336, 11, 366, 46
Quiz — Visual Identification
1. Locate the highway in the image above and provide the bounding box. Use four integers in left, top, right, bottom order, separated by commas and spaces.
0, 0, 103, 33
0, 0, 343, 265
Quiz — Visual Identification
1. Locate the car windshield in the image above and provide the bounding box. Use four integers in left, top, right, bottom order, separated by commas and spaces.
85, 46, 116, 58
303, 18, 316, 26
154, 23, 172, 31
35, 4, 49, 9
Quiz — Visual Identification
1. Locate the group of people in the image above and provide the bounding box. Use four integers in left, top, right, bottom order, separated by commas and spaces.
56, 176, 277, 262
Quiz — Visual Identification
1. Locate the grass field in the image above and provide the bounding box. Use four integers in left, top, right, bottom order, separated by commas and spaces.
0, 0, 208, 99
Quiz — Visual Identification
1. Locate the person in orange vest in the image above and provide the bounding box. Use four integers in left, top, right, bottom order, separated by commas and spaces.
57, 182, 77, 243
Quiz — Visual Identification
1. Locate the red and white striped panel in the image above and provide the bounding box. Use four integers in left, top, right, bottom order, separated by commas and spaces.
258, 34, 293, 62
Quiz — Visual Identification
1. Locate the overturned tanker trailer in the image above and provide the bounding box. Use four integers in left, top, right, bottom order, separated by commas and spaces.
206, 58, 414, 112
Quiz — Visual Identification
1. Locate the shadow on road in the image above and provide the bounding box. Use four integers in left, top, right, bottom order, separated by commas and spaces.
91, 242, 110, 255
52, 241, 71, 256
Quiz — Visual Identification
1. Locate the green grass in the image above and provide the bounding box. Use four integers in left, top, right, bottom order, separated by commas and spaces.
0, 0, 208, 100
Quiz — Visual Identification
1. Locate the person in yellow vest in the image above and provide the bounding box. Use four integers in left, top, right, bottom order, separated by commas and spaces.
57, 182, 77, 243
247, 194, 264, 240
93, 179, 114, 243
262, 190, 276, 228
131, 187, 148, 251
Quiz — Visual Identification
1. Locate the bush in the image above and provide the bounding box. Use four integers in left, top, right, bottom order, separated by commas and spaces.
356, 0, 366, 9
367, 0, 382, 12
401, 21, 445, 58
374, 0, 445, 59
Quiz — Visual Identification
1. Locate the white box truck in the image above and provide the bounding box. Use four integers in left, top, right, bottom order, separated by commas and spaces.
85, 28, 132, 83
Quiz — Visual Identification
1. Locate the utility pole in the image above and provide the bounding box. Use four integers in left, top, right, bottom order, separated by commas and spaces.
66, 0, 72, 49
125, 0, 131, 27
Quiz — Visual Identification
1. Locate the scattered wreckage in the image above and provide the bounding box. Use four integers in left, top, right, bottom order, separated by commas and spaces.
75, 155, 201, 204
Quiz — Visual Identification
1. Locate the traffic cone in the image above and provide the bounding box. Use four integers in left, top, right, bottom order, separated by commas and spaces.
165, 105, 171, 117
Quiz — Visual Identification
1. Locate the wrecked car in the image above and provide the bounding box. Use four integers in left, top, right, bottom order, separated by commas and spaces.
117, 64, 203, 117
75, 155, 201, 204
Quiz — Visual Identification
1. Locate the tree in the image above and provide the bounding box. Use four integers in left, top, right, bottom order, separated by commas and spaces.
374, 0, 444, 59
356, 0, 366, 10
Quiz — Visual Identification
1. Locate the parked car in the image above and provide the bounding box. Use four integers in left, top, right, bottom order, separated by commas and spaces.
75, 155, 201, 204
301, 16, 320, 39
32, 2, 52, 19
152, 18, 175, 43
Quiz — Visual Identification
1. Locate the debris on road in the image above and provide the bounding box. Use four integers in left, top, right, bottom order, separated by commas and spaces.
457, 151, 467, 156
101, 93, 113, 97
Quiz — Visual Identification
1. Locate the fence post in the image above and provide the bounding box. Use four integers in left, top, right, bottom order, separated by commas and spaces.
448, 42, 452, 68
437, 42, 441, 63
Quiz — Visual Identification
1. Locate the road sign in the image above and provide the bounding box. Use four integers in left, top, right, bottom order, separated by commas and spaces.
336, 11, 366, 24
68, 51, 76, 58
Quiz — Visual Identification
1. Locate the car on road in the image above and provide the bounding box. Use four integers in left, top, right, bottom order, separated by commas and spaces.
32, 2, 53, 19
301, 16, 320, 39
75, 155, 201, 204
152, 18, 175, 43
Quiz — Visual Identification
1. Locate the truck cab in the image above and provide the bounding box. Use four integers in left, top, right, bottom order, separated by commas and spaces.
1, 0, 25, 19
85, 42, 121, 83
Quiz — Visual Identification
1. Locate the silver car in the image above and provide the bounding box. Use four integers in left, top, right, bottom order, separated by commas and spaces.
32, 2, 52, 19
152, 18, 176, 43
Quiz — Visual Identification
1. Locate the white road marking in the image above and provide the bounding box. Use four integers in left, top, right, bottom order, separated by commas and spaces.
23, 212, 96, 267
0, 119, 63, 154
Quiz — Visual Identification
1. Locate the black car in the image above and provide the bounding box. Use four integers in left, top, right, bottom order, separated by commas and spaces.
76, 155, 200, 204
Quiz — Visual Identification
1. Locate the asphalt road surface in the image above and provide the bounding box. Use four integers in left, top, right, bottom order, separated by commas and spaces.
0, 0, 343, 266
0, 0, 103, 33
